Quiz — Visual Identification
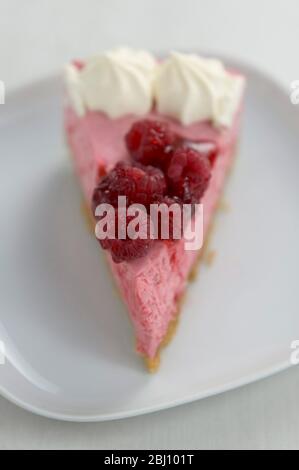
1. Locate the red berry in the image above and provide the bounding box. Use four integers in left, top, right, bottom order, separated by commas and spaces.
104, 236, 153, 263
133, 163, 167, 206
92, 162, 166, 214
184, 140, 218, 166
97, 208, 153, 263
167, 147, 211, 203
125, 119, 175, 168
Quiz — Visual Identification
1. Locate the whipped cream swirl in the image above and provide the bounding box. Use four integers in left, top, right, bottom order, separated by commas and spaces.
65, 48, 157, 118
154, 52, 245, 127
64, 49, 244, 127
64, 63, 86, 117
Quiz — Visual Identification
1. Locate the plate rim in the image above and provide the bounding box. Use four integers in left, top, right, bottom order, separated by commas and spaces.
0, 360, 292, 422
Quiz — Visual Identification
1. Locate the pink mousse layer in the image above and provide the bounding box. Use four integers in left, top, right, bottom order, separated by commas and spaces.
65, 103, 243, 359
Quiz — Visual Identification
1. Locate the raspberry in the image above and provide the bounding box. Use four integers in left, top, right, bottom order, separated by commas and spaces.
167, 147, 211, 203
133, 163, 167, 206
97, 208, 153, 263
92, 162, 166, 214
104, 236, 152, 263
125, 119, 175, 168
184, 140, 218, 166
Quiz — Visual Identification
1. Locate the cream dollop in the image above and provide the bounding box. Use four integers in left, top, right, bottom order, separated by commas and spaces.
64, 49, 244, 127
64, 64, 86, 117
154, 52, 245, 127
78, 48, 157, 118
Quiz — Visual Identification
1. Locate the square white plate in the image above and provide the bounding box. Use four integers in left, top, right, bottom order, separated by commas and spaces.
0, 58, 298, 422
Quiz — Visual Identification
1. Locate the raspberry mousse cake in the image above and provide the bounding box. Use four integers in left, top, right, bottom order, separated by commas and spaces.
64, 48, 245, 371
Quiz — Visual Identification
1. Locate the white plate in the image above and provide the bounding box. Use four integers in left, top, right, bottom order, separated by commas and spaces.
0, 59, 298, 422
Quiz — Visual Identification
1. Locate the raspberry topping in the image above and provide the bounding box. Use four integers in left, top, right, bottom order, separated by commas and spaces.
92, 162, 166, 211
184, 140, 218, 166
125, 119, 175, 168
92, 119, 216, 262
167, 147, 211, 203
98, 209, 153, 263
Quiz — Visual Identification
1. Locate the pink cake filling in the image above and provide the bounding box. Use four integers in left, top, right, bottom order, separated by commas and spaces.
65, 102, 242, 359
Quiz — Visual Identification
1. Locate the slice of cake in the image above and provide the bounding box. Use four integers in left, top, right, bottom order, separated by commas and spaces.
64, 48, 245, 371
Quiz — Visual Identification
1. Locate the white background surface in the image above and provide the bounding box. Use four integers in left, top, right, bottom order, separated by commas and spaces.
0, 0, 299, 450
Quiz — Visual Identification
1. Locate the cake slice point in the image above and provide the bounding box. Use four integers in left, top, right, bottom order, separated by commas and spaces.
64, 49, 245, 371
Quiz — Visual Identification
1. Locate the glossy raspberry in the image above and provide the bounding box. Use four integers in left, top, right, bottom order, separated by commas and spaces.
125, 119, 175, 168
134, 164, 167, 206
167, 147, 211, 203
92, 162, 167, 214
184, 140, 218, 166
98, 209, 153, 263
